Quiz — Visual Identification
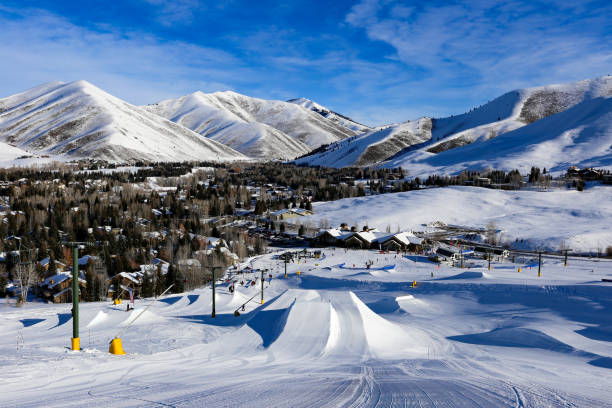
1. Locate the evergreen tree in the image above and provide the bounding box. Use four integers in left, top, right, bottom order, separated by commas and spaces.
141, 272, 153, 298
165, 264, 177, 293
174, 269, 185, 293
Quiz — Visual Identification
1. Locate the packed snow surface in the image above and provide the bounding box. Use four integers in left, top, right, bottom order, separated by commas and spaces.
2, 246, 612, 407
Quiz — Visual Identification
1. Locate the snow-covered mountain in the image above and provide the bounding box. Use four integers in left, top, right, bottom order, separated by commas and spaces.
0, 81, 246, 163
296, 76, 612, 173
1, 75, 610, 169
423, 75, 612, 155
295, 118, 431, 167
146, 91, 357, 159
385, 94, 612, 176
287, 97, 372, 133
144, 92, 309, 160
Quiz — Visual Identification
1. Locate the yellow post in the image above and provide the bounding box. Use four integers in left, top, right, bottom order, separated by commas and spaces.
71, 337, 80, 351
297, 270, 301, 275
518, 267, 521, 273
109, 338, 126, 355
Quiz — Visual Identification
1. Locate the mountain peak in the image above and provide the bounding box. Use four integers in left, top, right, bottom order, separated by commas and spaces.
0, 81, 245, 162
146, 90, 359, 159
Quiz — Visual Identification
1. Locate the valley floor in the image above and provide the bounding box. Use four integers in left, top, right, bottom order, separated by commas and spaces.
302, 185, 612, 253
1, 248, 612, 407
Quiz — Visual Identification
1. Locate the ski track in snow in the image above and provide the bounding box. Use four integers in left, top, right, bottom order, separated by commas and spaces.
2, 248, 612, 407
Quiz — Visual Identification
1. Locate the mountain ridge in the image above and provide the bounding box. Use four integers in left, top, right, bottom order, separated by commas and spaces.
146, 91, 357, 159
0, 80, 247, 163
296, 75, 612, 174
0, 75, 610, 173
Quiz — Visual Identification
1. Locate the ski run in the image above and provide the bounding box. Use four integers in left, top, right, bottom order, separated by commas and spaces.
2, 245, 612, 407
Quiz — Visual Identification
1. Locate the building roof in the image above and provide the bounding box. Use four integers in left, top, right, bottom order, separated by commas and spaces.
436, 248, 456, 257
42, 272, 86, 289
114, 272, 140, 284
375, 231, 424, 246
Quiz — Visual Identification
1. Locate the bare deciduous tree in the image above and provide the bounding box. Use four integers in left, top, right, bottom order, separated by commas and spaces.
486, 221, 498, 245
14, 260, 37, 305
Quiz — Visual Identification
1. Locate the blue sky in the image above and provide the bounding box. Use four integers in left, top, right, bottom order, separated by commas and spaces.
0, 0, 610, 125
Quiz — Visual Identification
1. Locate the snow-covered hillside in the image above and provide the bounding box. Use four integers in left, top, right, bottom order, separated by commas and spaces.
2, 248, 612, 406
0, 81, 247, 163
0, 141, 59, 167
287, 97, 372, 133
386, 94, 612, 176
291, 185, 612, 253
144, 92, 310, 159
296, 76, 612, 173
295, 118, 431, 167
147, 91, 357, 159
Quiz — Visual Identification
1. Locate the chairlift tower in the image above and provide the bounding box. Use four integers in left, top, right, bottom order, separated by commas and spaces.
63, 241, 95, 351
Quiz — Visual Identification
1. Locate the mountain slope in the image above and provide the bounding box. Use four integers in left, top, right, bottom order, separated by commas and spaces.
295, 118, 431, 167
146, 91, 357, 159
0, 81, 246, 163
295, 76, 612, 171
384, 95, 612, 176
144, 92, 310, 160
424, 75, 612, 155
287, 97, 372, 133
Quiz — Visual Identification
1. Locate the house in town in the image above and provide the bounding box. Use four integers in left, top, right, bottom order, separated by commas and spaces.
107, 272, 142, 300
40, 271, 87, 303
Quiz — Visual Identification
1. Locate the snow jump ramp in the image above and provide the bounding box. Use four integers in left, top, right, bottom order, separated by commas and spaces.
207, 289, 432, 361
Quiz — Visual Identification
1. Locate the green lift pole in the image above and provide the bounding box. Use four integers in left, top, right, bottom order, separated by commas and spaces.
538, 252, 542, 277
211, 267, 216, 318
71, 245, 79, 351
261, 269, 265, 304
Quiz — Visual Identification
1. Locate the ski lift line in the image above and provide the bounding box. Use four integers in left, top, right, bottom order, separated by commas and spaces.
112, 284, 174, 340
234, 292, 262, 314
446, 238, 612, 262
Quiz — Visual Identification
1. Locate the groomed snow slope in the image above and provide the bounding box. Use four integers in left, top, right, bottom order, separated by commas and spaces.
0, 81, 247, 163
287, 97, 372, 133
147, 91, 357, 159
2, 250, 611, 407
294, 185, 612, 253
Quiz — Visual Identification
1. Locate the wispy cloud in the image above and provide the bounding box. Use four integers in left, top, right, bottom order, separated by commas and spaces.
0, 6, 253, 104
0, 1, 609, 127
142, 0, 204, 27
345, 0, 612, 111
